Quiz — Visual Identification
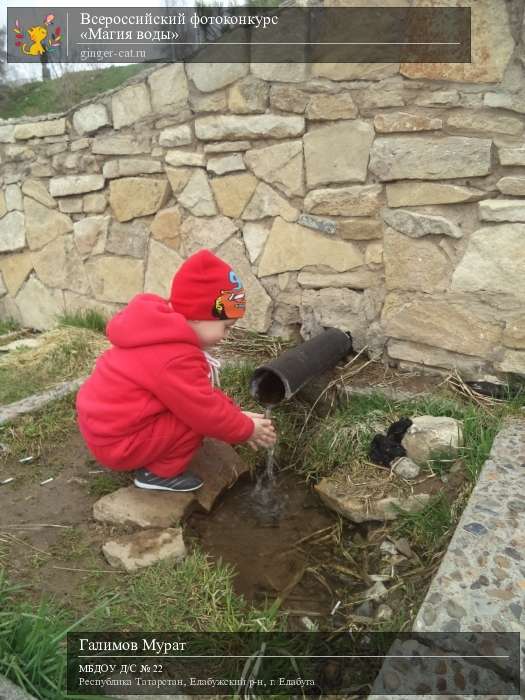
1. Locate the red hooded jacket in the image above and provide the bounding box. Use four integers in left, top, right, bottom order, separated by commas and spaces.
76, 293, 255, 469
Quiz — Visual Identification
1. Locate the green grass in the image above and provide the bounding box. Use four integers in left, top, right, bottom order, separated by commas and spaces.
0, 65, 150, 119
88, 472, 129, 498
0, 317, 20, 334
0, 327, 107, 406
392, 492, 454, 553
58, 309, 109, 335
0, 570, 114, 700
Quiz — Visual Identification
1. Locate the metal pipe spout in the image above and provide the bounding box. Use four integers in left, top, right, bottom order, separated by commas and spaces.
249, 328, 353, 407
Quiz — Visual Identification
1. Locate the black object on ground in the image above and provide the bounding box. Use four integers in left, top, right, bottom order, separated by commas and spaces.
369, 416, 413, 468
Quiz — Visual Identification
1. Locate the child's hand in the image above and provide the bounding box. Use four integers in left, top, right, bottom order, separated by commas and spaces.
242, 411, 277, 450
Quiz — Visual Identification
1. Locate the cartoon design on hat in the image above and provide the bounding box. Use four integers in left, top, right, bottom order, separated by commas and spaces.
212, 270, 246, 319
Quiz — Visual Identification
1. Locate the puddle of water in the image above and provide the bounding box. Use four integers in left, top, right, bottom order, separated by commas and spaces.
185, 469, 337, 617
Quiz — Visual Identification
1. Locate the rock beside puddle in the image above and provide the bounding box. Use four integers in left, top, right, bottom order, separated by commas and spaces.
314, 477, 431, 523
102, 527, 186, 572
401, 415, 464, 463
93, 486, 195, 528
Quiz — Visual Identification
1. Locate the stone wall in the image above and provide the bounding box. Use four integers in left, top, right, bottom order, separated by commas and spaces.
0, 0, 524, 381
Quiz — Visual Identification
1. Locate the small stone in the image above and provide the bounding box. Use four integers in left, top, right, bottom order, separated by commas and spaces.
102, 528, 186, 572
297, 214, 336, 235
158, 124, 193, 148
375, 603, 393, 620
165, 150, 205, 168
463, 522, 488, 537
206, 153, 245, 175
392, 457, 421, 479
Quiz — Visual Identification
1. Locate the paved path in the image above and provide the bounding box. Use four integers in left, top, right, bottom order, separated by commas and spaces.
370, 416, 525, 697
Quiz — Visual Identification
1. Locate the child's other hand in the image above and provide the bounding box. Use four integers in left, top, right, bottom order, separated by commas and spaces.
242, 411, 277, 450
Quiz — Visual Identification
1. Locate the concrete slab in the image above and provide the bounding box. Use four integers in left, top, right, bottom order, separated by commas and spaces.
369, 416, 525, 698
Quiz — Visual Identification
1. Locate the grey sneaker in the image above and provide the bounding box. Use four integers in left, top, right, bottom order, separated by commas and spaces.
134, 468, 203, 492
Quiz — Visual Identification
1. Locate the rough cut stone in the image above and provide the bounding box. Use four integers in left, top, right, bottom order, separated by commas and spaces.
478, 200, 525, 223
158, 124, 193, 148
32, 235, 90, 293
382, 208, 462, 239
297, 214, 336, 235
0, 124, 15, 143
5, 185, 22, 212
365, 242, 383, 266
496, 350, 525, 375
228, 76, 268, 113
245, 140, 304, 197
242, 182, 299, 222
258, 217, 363, 277
93, 486, 195, 528
109, 177, 170, 222
374, 112, 442, 133
14, 118, 66, 140
315, 477, 431, 523
85, 256, 144, 303
49, 175, 104, 197
165, 150, 205, 167
166, 167, 192, 195
384, 226, 450, 293
190, 90, 228, 113
0, 211, 25, 253
484, 90, 525, 115
187, 62, 248, 92
216, 237, 272, 333
415, 90, 460, 107
503, 319, 525, 350
451, 223, 525, 299
111, 83, 152, 129
58, 197, 82, 214
304, 184, 382, 216
446, 110, 523, 136
386, 181, 484, 207
312, 62, 398, 81
306, 93, 358, 120
382, 292, 502, 358
180, 215, 237, 256
496, 177, 525, 196
387, 339, 492, 379
400, 0, 514, 84
102, 159, 163, 179
369, 136, 492, 181
144, 239, 184, 297
304, 120, 374, 187
147, 64, 189, 113
0, 251, 33, 295
402, 416, 464, 464
210, 173, 257, 218
242, 223, 269, 263
15, 275, 64, 330
298, 269, 382, 290
106, 221, 149, 259
150, 207, 182, 247
251, 62, 307, 83
21, 179, 56, 208
498, 146, 525, 166
206, 154, 245, 175
92, 134, 150, 155
269, 85, 309, 114
72, 103, 110, 135
24, 197, 73, 249
177, 169, 217, 216
102, 528, 186, 572
83, 192, 106, 214
195, 115, 305, 141
203, 141, 251, 153
73, 216, 109, 258
337, 218, 383, 240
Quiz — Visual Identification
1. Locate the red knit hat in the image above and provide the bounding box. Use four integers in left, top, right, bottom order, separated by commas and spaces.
170, 248, 246, 321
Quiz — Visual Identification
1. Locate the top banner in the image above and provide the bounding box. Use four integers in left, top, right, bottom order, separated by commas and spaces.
7, 6, 471, 64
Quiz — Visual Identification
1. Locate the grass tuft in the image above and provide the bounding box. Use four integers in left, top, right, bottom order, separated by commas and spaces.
58, 309, 109, 335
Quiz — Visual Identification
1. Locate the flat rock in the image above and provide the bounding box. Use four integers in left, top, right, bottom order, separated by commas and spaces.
315, 477, 431, 523
93, 486, 195, 528
0, 337, 44, 352
102, 528, 186, 572
402, 415, 464, 464
93, 439, 251, 526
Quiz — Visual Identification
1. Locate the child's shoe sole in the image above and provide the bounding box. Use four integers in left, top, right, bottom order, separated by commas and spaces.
134, 468, 203, 492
